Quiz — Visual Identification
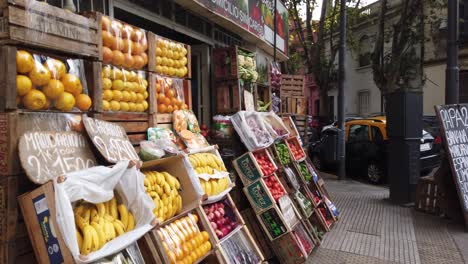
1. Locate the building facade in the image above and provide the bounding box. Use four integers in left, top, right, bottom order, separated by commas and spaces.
323, 0, 464, 119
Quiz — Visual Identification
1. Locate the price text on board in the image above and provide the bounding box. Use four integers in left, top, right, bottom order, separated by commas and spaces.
19, 131, 97, 184
82, 116, 139, 163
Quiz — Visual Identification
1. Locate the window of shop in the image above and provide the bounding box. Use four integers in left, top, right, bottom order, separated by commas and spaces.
214, 27, 243, 47
358, 90, 370, 115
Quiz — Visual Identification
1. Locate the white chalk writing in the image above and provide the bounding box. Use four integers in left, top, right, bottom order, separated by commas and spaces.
439, 106, 468, 211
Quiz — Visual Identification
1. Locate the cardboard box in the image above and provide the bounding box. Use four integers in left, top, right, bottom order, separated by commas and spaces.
141, 155, 202, 224
233, 149, 277, 186
0, 111, 81, 176
18, 182, 74, 264
256, 205, 290, 241
233, 152, 263, 185
243, 179, 275, 214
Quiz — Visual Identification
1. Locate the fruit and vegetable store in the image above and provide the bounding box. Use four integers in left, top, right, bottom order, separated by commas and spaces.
0, 0, 338, 263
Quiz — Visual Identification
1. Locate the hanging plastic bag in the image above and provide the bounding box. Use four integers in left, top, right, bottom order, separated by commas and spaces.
260, 111, 290, 140
231, 111, 273, 151
54, 161, 155, 263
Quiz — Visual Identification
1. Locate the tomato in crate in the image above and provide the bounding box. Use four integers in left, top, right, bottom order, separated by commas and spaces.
252, 150, 276, 176
263, 174, 286, 202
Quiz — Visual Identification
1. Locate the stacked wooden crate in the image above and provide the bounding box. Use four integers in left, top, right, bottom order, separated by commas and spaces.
0, 1, 101, 262
280, 75, 307, 115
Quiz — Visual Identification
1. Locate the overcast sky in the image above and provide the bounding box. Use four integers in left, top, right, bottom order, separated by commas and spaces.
311, 0, 379, 19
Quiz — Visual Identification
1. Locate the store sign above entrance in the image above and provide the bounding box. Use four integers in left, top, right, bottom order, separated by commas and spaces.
197, 0, 288, 55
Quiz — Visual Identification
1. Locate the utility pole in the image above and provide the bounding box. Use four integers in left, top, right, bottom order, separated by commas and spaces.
446, 0, 459, 104
337, 0, 346, 180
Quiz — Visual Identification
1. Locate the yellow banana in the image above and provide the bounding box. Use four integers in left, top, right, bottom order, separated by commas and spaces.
204, 180, 211, 195
74, 204, 85, 216
96, 203, 106, 218
91, 222, 106, 249
103, 221, 114, 242
81, 225, 93, 255
113, 221, 125, 236
127, 213, 135, 231
110, 197, 118, 220
117, 204, 129, 230
76, 229, 83, 251
176, 195, 182, 213
88, 225, 100, 252
90, 208, 99, 223
104, 214, 114, 222
105, 200, 111, 217
144, 178, 150, 187
75, 213, 87, 232
211, 180, 219, 195
82, 208, 91, 223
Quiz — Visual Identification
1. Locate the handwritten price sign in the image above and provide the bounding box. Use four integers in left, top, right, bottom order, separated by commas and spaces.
19, 131, 97, 184
82, 116, 139, 163
436, 104, 468, 226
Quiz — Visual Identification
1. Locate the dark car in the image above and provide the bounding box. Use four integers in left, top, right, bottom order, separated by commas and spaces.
309, 117, 442, 184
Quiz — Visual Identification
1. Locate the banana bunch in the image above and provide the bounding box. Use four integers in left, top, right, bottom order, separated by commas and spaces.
143, 171, 182, 222
189, 153, 227, 174
199, 177, 230, 196
74, 196, 135, 255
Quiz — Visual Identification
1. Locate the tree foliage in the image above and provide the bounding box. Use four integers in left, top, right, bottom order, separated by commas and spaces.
371, 0, 446, 94
285, 0, 363, 116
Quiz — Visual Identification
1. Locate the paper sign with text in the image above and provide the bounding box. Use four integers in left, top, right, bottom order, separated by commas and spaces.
19, 131, 97, 184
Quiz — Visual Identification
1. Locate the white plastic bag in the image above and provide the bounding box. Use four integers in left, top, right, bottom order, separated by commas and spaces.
231, 111, 273, 151
54, 161, 155, 263
261, 111, 290, 140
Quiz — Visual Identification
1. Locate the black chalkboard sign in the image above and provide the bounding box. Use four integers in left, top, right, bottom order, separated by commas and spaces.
435, 104, 468, 226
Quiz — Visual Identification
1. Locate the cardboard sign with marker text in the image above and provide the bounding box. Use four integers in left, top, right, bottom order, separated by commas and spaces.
82, 115, 140, 163
19, 131, 97, 184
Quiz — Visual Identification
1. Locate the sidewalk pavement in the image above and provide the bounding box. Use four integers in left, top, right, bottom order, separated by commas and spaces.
308, 173, 468, 264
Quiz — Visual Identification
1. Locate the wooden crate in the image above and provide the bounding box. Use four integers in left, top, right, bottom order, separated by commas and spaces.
90, 61, 155, 114
151, 74, 193, 125
215, 79, 242, 114
0, 0, 98, 58
80, 11, 152, 69
148, 32, 191, 79
143, 208, 217, 264
0, 176, 17, 243
240, 208, 275, 260
415, 175, 443, 215
0, 45, 96, 112
0, 111, 82, 176
280, 75, 304, 97
281, 96, 307, 115
217, 225, 265, 264
91, 112, 154, 149
198, 194, 246, 244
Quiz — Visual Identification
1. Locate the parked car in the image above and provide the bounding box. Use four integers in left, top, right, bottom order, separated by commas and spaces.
309, 116, 441, 184
321, 117, 362, 133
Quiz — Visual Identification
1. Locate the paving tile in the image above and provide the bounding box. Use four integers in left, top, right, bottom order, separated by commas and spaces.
306, 178, 466, 264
